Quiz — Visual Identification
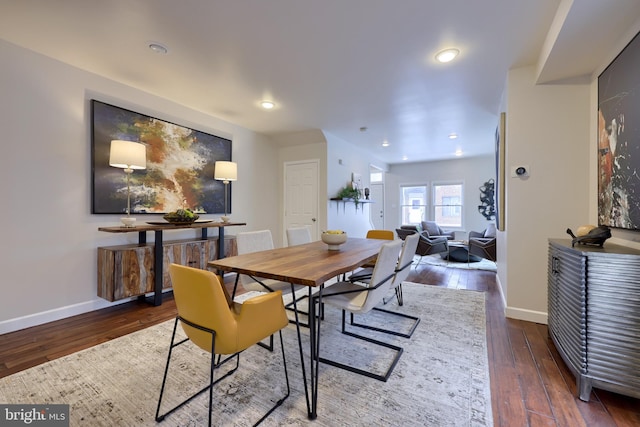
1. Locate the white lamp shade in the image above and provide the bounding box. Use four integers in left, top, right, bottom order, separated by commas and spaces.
109, 140, 146, 170
214, 161, 237, 181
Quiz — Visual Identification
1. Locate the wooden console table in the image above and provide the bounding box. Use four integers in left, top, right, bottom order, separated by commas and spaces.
98, 221, 245, 305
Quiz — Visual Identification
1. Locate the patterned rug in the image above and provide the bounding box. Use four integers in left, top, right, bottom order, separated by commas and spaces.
0, 284, 492, 426
417, 254, 497, 271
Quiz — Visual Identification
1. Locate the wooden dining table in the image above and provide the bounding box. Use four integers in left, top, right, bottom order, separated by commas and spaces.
207, 237, 388, 420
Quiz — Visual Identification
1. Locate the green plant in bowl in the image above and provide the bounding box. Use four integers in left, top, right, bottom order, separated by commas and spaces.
163, 208, 199, 224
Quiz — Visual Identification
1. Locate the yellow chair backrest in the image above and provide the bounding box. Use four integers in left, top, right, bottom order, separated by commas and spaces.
169, 264, 288, 355
169, 264, 238, 354
366, 229, 394, 240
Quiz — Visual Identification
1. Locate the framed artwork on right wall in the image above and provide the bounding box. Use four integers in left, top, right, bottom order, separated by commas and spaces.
598, 30, 640, 230
495, 112, 506, 231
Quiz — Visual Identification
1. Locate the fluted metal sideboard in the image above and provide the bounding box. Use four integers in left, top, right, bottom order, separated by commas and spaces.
548, 239, 640, 401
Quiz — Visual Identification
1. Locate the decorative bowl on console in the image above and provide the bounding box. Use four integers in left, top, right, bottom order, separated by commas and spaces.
163, 209, 199, 225
321, 230, 347, 250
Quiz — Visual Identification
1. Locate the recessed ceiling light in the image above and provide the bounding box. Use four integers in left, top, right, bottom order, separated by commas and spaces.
260, 101, 275, 110
455, 149, 463, 156
402, 155, 408, 161
148, 42, 168, 54
382, 140, 389, 147
435, 48, 459, 63
448, 133, 458, 139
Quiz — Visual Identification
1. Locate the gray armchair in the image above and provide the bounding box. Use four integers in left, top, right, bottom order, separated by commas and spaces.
419, 221, 455, 240
396, 227, 449, 265
468, 228, 497, 261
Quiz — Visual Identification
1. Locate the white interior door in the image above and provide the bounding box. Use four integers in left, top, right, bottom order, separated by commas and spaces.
370, 183, 385, 229
284, 160, 319, 244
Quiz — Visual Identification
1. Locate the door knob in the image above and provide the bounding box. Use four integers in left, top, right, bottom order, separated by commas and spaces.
312, 218, 317, 222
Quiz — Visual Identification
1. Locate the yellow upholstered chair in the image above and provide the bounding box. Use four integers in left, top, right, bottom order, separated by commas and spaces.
156, 264, 290, 426
349, 229, 395, 281
360, 229, 394, 269
366, 229, 395, 240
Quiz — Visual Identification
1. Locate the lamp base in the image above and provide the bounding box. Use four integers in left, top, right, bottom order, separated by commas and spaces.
120, 217, 137, 228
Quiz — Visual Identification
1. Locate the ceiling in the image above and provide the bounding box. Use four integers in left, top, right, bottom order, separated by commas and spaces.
1, 0, 639, 164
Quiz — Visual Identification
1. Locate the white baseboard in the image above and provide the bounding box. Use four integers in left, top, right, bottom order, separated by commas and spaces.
505, 306, 548, 325
0, 298, 134, 335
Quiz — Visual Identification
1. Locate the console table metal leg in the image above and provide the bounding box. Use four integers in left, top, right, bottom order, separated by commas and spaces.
153, 230, 163, 306
218, 227, 225, 259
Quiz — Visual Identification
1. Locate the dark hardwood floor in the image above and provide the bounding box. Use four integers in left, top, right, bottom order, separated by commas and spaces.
1, 263, 639, 426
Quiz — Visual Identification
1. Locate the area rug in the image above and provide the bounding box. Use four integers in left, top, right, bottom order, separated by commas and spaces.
417, 254, 497, 271
0, 284, 492, 426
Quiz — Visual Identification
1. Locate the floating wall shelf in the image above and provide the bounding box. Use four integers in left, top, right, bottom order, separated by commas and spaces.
329, 198, 374, 213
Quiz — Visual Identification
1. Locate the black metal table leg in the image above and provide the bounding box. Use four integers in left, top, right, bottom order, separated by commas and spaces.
310, 286, 322, 419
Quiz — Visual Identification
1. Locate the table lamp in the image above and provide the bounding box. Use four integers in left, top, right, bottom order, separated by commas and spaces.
109, 140, 146, 227
214, 161, 237, 222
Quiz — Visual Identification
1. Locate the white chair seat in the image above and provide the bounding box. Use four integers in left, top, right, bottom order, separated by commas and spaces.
322, 281, 369, 312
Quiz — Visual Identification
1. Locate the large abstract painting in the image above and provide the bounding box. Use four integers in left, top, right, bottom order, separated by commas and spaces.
91, 100, 232, 215
598, 31, 640, 230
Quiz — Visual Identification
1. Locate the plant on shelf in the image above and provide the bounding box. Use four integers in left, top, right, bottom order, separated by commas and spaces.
336, 186, 363, 207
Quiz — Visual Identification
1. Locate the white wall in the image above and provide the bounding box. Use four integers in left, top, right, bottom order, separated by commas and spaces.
502, 65, 590, 323
385, 155, 497, 237
0, 39, 280, 333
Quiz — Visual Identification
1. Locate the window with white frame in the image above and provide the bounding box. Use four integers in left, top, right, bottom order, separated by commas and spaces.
400, 185, 427, 225
432, 182, 463, 228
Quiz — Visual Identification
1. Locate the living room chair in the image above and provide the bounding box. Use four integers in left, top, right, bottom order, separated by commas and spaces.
314, 239, 404, 381
468, 225, 497, 261
420, 221, 455, 240
156, 264, 290, 427
286, 226, 312, 246
396, 227, 449, 267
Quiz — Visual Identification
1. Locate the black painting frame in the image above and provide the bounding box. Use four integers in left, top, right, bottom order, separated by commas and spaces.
598, 30, 640, 230
91, 100, 232, 215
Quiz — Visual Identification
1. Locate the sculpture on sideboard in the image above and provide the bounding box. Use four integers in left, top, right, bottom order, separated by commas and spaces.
566, 225, 611, 247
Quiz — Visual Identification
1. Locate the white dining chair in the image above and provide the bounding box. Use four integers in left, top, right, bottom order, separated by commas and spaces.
235, 230, 293, 295
314, 239, 404, 381
286, 226, 312, 246
348, 232, 421, 338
